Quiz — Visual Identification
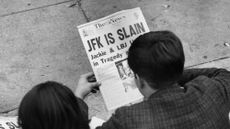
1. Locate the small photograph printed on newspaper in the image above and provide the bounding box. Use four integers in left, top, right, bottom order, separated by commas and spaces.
115, 59, 137, 93
78, 7, 150, 111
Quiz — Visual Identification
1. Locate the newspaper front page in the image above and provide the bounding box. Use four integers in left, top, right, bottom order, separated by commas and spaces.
78, 7, 150, 111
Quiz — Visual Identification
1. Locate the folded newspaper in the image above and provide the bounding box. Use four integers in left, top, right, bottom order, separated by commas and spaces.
78, 7, 150, 111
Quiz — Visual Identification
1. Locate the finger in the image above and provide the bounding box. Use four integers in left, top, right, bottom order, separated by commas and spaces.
88, 76, 96, 82
92, 86, 99, 91
91, 89, 97, 93
81, 72, 94, 78
94, 87, 100, 90
90, 82, 101, 89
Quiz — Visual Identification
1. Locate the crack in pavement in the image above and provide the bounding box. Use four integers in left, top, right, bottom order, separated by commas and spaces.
0, 0, 72, 18
69, 0, 90, 22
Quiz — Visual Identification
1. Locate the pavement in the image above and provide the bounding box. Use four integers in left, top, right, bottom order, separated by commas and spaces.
0, 0, 230, 119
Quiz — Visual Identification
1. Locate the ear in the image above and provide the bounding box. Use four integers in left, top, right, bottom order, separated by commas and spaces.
135, 74, 146, 89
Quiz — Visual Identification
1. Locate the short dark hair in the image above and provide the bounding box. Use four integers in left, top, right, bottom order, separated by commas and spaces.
18, 81, 89, 129
128, 31, 185, 89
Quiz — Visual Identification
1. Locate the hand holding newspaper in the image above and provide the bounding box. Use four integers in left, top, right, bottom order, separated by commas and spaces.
78, 7, 150, 111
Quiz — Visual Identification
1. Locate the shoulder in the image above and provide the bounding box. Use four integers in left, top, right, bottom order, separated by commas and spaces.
184, 75, 228, 103
185, 75, 218, 91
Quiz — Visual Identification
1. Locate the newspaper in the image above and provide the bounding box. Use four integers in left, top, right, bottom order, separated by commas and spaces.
0, 116, 20, 129
78, 7, 150, 111
89, 116, 105, 129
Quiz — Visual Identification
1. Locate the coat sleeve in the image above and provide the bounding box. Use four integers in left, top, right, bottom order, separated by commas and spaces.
178, 68, 228, 85
76, 97, 89, 120
178, 68, 230, 102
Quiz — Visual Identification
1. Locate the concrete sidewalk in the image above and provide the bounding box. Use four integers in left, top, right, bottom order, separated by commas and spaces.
0, 0, 230, 119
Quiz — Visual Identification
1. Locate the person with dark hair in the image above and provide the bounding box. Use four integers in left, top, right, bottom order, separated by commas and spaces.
76, 31, 230, 129
128, 31, 185, 90
18, 81, 92, 129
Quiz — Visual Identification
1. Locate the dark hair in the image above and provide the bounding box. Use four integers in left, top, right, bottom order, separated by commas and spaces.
18, 81, 89, 129
128, 31, 185, 89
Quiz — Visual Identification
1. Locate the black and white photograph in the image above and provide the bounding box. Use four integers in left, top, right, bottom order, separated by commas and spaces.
0, 0, 230, 129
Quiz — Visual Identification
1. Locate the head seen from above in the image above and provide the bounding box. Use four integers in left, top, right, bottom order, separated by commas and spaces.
128, 31, 185, 97
18, 81, 89, 129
